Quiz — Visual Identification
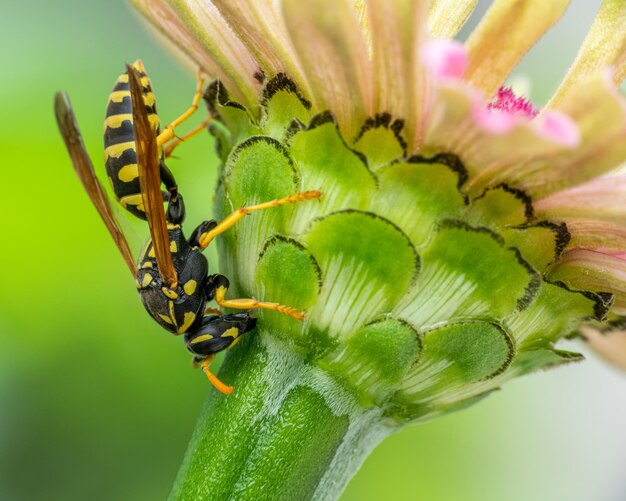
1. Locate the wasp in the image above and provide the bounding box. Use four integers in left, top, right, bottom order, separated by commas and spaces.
54, 62, 321, 394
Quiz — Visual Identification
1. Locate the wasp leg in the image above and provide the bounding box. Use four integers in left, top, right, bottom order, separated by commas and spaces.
164, 119, 210, 158
198, 355, 233, 395
187, 313, 257, 394
197, 190, 322, 249
157, 68, 205, 148
189, 220, 217, 248
159, 158, 178, 194
205, 307, 222, 316
206, 274, 304, 320
159, 159, 186, 224
163, 189, 185, 225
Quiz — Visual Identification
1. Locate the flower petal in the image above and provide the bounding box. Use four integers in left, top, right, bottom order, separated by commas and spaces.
428, 0, 478, 39
564, 220, 626, 255
422, 39, 469, 80
533, 110, 580, 147
472, 106, 517, 134
366, 0, 432, 149
536, 174, 626, 254
282, 0, 373, 137
210, 0, 311, 97
132, 0, 261, 106
536, 174, 626, 225
465, 0, 570, 95
550, 0, 626, 107
549, 249, 625, 313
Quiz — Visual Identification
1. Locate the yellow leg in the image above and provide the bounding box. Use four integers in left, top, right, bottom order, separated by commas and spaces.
204, 307, 223, 316
214, 285, 305, 320
157, 67, 205, 148
200, 355, 234, 395
164, 118, 211, 158
198, 190, 322, 249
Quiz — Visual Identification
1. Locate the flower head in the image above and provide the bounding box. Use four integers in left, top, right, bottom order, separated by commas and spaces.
132, 0, 626, 421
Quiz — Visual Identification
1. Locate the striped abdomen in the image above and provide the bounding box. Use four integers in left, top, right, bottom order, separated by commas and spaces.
104, 60, 160, 220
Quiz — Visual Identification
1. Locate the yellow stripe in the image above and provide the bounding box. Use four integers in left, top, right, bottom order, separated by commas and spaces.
109, 90, 130, 103
142, 274, 153, 287
178, 311, 197, 334
133, 59, 146, 73
104, 141, 135, 160
168, 301, 178, 329
142, 92, 155, 106
103, 114, 159, 138
118, 73, 150, 85
190, 333, 213, 344
104, 113, 133, 128
117, 164, 139, 183
159, 314, 174, 325
170, 240, 178, 253
104, 113, 160, 131
220, 327, 239, 339
109, 90, 155, 106
119, 194, 144, 211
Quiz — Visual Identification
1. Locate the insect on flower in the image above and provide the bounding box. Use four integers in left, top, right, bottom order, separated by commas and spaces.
54, 61, 321, 394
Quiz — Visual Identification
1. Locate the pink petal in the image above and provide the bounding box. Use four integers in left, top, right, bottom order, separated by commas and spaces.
564, 220, 626, 255
472, 105, 517, 134
535, 110, 580, 148
550, 249, 626, 313
536, 174, 626, 221
366, 0, 432, 149
283, 0, 373, 137
422, 39, 468, 80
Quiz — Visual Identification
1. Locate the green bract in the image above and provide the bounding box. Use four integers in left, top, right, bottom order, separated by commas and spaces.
170, 75, 612, 500
208, 75, 607, 421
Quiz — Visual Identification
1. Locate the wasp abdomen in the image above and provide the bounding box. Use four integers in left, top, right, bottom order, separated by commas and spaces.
104, 61, 160, 220
184, 313, 257, 356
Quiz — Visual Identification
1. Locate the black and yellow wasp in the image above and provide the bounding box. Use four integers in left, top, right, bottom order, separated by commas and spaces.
54, 61, 320, 394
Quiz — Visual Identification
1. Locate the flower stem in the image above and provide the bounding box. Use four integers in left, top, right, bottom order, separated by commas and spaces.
170, 332, 394, 500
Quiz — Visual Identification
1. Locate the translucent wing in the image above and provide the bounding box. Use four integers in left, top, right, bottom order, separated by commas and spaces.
127, 65, 178, 287
54, 91, 138, 277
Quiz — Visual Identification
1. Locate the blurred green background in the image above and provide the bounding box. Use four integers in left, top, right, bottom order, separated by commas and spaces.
1, 1, 625, 500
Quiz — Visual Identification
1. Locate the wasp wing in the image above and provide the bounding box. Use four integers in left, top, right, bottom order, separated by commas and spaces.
54, 91, 138, 277
127, 65, 178, 287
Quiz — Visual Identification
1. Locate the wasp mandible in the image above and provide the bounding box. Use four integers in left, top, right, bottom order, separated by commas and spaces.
55, 62, 321, 394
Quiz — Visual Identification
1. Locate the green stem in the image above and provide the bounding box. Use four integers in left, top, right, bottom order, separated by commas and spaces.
170, 332, 394, 500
